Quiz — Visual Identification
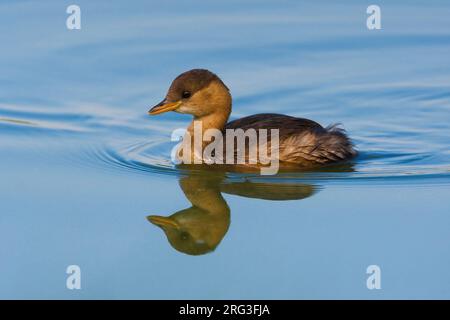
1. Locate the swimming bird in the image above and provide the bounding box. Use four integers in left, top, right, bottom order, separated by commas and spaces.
148, 69, 356, 168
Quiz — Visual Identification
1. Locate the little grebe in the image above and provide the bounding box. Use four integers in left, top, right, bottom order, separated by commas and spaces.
149, 69, 356, 168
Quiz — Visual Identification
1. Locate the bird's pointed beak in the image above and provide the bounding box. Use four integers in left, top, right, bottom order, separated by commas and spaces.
148, 100, 182, 115
147, 215, 180, 229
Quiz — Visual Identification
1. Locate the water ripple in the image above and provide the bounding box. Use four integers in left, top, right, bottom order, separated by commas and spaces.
83, 138, 450, 185
2, 94, 450, 185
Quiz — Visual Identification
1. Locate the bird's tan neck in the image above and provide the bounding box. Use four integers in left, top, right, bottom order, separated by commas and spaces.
187, 111, 229, 134
182, 111, 230, 163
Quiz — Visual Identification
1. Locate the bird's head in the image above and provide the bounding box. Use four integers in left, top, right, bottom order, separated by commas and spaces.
148, 69, 231, 118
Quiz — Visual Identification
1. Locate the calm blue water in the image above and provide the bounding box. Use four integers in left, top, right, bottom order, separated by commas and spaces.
1, 0, 450, 299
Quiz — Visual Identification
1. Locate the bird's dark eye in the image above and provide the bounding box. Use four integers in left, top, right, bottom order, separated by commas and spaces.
180, 231, 189, 240
182, 91, 191, 99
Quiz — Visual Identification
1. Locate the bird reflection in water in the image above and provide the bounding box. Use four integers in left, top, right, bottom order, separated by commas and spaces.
147, 171, 320, 256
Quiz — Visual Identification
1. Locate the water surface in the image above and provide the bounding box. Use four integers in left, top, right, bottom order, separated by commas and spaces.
1, 0, 450, 299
